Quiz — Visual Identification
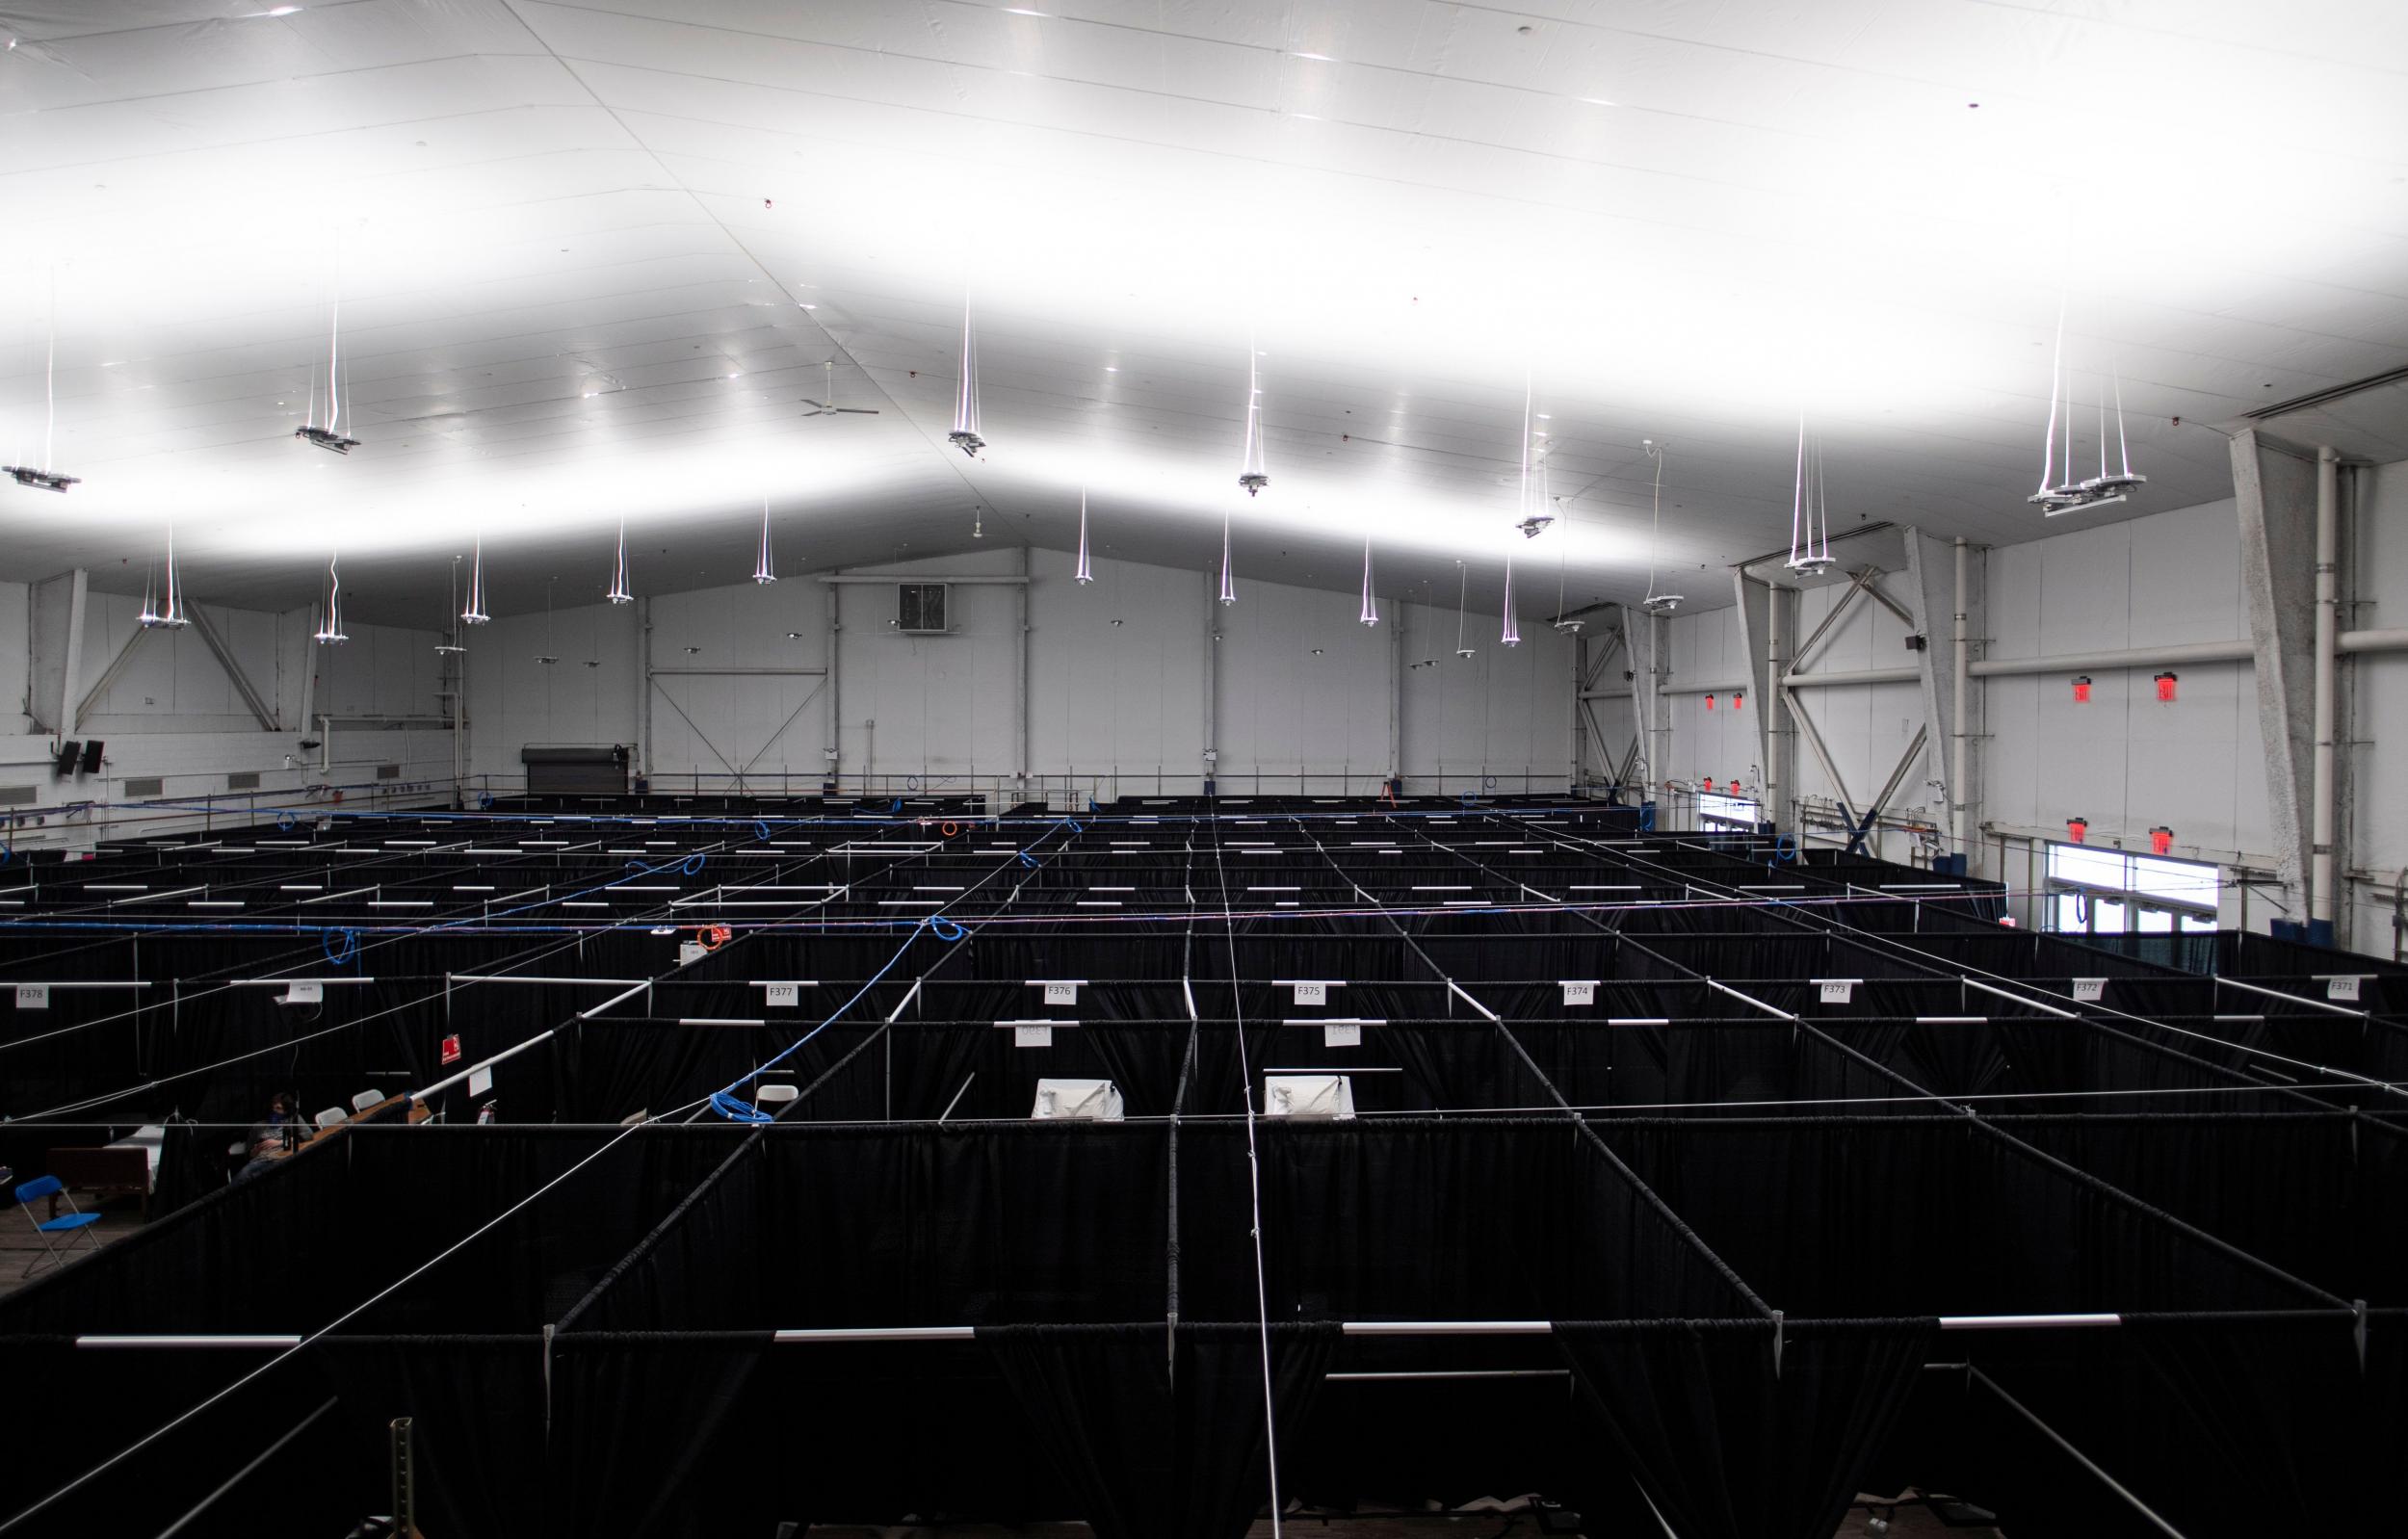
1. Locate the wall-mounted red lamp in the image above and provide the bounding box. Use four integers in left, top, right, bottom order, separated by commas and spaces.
1704, 693, 1716, 710
2154, 670, 2178, 703
2150, 826, 2174, 855
1703, 776, 1717, 792
2072, 675, 2093, 704
1732, 691, 1745, 711
2067, 816, 2089, 844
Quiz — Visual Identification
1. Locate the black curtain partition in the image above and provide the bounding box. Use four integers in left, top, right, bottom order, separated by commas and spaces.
1557, 1317, 1938, 1539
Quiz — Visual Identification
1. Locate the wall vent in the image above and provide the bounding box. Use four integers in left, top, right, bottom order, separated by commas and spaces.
226, 771, 260, 791
377, 764, 402, 781
897, 583, 950, 635
0, 785, 35, 807
124, 776, 166, 798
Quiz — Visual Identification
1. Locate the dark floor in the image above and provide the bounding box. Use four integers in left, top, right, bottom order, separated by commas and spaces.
811, 1500, 2004, 1538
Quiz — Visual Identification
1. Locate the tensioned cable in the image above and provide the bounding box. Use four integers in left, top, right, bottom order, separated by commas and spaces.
1201, 803, 1292, 1539
1512, 817, 2408, 1104
0, 825, 1077, 1530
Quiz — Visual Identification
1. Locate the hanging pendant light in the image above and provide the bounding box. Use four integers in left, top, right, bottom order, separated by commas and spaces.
754, 497, 777, 584
1217, 512, 1238, 606
537, 578, 560, 665
462, 538, 489, 624
1787, 415, 1835, 577
313, 553, 349, 644
1237, 341, 1269, 496
948, 297, 983, 456
1358, 535, 1378, 627
1453, 562, 1476, 658
138, 563, 161, 630
1500, 552, 1522, 647
5, 272, 81, 491
606, 519, 633, 604
435, 556, 465, 655
296, 233, 359, 455
141, 519, 189, 629
1074, 490, 1094, 585
1639, 438, 1683, 614
1514, 381, 1553, 539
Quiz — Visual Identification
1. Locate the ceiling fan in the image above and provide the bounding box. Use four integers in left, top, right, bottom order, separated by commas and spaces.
800, 360, 880, 417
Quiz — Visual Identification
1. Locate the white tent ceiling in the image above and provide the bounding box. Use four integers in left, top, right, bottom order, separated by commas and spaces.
2, 0, 2403, 625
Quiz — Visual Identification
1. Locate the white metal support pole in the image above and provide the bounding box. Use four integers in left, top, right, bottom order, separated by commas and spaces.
1016, 545, 1031, 795
1951, 535, 1971, 867
1203, 572, 1219, 795
825, 570, 842, 792
1389, 604, 1403, 793
2312, 446, 2339, 934
636, 595, 652, 784
1765, 584, 1783, 827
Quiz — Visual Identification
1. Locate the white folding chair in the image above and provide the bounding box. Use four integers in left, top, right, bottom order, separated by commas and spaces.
313, 1107, 347, 1131
352, 1088, 384, 1113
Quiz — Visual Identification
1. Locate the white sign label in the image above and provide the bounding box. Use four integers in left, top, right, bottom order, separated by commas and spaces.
1293, 981, 1328, 1006
1562, 980, 1597, 1006
1014, 1024, 1054, 1048
678, 940, 708, 966
14, 984, 48, 1009
2327, 976, 2363, 1003
2072, 978, 2107, 1003
1043, 981, 1080, 1005
1818, 980, 1856, 1004
1323, 1022, 1362, 1048
283, 981, 324, 1004
467, 1065, 494, 1097
765, 982, 799, 1008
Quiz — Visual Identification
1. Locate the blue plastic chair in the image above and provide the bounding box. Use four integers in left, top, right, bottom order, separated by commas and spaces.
14, 1174, 104, 1277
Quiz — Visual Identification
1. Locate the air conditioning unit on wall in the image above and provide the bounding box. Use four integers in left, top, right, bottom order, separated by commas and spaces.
897, 583, 950, 635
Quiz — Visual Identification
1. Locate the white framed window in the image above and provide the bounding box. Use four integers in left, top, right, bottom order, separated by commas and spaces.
2043, 842, 2219, 935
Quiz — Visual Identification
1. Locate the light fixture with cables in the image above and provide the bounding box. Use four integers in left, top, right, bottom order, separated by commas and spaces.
1515, 381, 1554, 539
5, 274, 81, 491
1074, 490, 1093, 584
1453, 562, 1476, 658
1788, 415, 1835, 577
606, 520, 632, 604
948, 298, 983, 456
1358, 534, 1378, 627
2028, 300, 2144, 515
462, 538, 489, 624
1237, 342, 1269, 496
139, 519, 189, 630
1639, 438, 1684, 614
753, 497, 777, 584
435, 555, 465, 654
1217, 512, 1238, 606
312, 553, 349, 644
1501, 553, 1522, 648
295, 234, 359, 455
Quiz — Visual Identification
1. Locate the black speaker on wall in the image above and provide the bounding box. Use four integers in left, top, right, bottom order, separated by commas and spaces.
79, 740, 104, 774
54, 741, 81, 775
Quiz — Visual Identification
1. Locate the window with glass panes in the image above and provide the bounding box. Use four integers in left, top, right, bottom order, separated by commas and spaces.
2043, 843, 2219, 935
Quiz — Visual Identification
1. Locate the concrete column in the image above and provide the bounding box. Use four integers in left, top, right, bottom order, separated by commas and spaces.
2233, 429, 2323, 937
